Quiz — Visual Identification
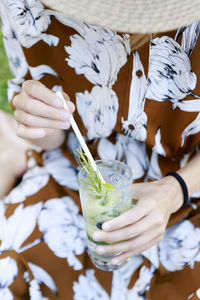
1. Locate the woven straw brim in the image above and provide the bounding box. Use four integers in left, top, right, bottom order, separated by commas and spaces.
42, 0, 200, 33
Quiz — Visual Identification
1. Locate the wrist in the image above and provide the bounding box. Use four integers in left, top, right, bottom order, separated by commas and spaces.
160, 176, 184, 213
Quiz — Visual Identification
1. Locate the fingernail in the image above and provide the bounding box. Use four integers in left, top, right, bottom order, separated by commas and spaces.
61, 110, 69, 120
35, 129, 45, 137
54, 97, 62, 108
96, 222, 103, 230
102, 223, 111, 231
111, 258, 120, 265
96, 246, 105, 254
92, 232, 101, 241
61, 122, 70, 129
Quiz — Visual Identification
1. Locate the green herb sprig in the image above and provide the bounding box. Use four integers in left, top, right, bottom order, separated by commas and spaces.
76, 149, 115, 195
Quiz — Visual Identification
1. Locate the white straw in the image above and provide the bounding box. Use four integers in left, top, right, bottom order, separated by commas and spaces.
56, 91, 105, 183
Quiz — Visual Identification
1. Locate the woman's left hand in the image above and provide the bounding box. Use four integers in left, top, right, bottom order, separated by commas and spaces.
92, 176, 184, 265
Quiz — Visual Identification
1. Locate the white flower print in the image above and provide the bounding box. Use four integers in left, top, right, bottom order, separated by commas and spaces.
188, 289, 200, 300
142, 245, 159, 269
98, 138, 119, 161
42, 149, 78, 190
146, 36, 197, 104
97, 134, 128, 162
76, 86, 119, 139
38, 197, 87, 270
4, 166, 49, 204
122, 50, 147, 142
0, 202, 42, 253
175, 99, 200, 111
66, 132, 81, 159
152, 128, 166, 156
73, 258, 152, 300
28, 263, 57, 295
28, 280, 49, 300
51, 85, 63, 93
125, 138, 149, 181
4, 0, 59, 48
181, 112, 200, 146
28, 65, 60, 81
146, 151, 163, 181
97, 134, 149, 180
3, 37, 28, 101
65, 23, 130, 87
191, 188, 200, 198
175, 20, 200, 57
0, 257, 17, 299
65, 23, 130, 139
0, 202, 43, 299
73, 269, 110, 300
159, 220, 200, 271
23, 262, 57, 299
0, 288, 13, 300
111, 256, 144, 300
127, 266, 155, 300
0, 1, 29, 101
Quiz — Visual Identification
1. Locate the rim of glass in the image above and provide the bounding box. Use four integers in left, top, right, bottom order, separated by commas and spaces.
77, 159, 133, 196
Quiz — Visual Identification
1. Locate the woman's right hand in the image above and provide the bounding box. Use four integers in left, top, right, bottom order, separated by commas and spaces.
13, 80, 75, 140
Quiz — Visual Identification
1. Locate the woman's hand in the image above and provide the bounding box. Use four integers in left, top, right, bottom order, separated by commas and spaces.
13, 80, 75, 148
0, 111, 30, 198
92, 176, 184, 265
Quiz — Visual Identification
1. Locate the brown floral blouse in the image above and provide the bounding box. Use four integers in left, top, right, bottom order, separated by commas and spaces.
0, 0, 200, 299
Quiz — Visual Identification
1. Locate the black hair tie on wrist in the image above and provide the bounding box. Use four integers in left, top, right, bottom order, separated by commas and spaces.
165, 171, 189, 207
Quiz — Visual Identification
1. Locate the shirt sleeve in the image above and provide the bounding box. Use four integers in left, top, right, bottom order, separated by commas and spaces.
0, 0, 29, 106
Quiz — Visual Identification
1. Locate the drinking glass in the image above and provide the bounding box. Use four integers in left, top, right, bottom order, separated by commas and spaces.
77, 159, 133, 271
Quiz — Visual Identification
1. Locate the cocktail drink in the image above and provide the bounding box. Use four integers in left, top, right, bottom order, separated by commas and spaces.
77, 159, 133, 271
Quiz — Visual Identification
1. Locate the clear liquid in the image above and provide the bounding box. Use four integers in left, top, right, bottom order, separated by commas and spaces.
81, 186, 132, 271
78, 161, 133, 271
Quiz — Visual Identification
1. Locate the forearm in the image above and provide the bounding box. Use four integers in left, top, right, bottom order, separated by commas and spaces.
177, 151, 200, 196
29, 129, 66, 150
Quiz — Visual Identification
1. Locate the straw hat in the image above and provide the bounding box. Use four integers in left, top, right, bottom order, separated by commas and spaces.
41, 0, 200, 33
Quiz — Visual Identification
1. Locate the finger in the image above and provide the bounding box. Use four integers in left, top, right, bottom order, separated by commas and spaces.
110, 234, 164, 265
95, 227, 161, 255
102, 197, 155, 231
22, 80, 64, 108
13, 94, 71, 121
93, 211, 162, 243
62, 91, 75, 113
17, 124, 56, 139
14, 110, 70, 130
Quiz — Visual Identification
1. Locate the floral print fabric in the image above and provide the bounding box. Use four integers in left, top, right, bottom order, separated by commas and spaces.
0, 0, 200, 299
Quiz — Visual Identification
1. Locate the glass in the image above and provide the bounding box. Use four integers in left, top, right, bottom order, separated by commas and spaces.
77, 159, 133, 271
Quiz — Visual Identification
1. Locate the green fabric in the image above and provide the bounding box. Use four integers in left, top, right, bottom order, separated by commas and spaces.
0, 30, 13, 114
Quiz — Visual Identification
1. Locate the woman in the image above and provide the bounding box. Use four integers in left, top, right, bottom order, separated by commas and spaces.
0, 0, 200, 299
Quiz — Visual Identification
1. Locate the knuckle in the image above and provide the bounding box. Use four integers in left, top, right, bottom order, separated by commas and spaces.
26, 99, 34, 112
22, 80, 32, 91
126, 228, 133, 239
29, 83, 37, 96
17, 126, 25, 138
14, 109, 19, 120
24, 113, 33, 125
150, 198, 157, 210
23, 80, 40, 95
127, 242, 135, 252
13, 94, 20, 107
155, 213, 164, 226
